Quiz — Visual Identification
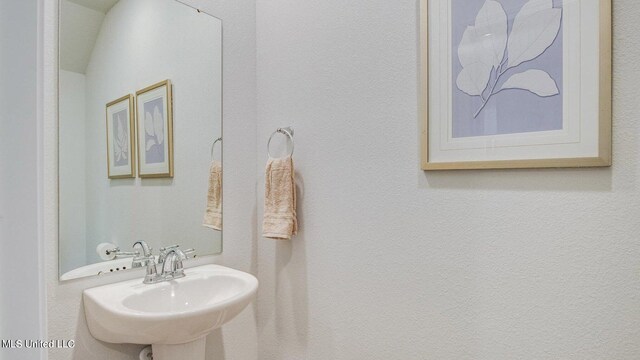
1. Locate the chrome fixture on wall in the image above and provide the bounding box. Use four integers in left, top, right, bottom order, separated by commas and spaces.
267, 127, 294, 158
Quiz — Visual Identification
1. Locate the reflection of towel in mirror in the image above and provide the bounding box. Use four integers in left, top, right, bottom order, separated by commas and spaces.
203, 161, 222, 231
263, 156, 297, 240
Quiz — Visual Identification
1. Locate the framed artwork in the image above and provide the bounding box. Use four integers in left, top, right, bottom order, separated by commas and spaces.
136, 80, 174, 178
105, 95, 135, 179
421, 0, 612, 170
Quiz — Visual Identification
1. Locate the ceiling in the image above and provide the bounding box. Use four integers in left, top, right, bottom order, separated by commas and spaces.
60, 0, 119, 73
67, 0, 119, 13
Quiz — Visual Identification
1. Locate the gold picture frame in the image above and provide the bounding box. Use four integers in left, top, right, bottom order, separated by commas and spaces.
136, 80, 174, 178
420, 0, 612, 170
106, 94, 136, 179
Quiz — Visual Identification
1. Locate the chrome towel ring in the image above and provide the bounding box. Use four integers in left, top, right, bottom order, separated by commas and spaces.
267, 127, 294, 158
210, 137, 222, 160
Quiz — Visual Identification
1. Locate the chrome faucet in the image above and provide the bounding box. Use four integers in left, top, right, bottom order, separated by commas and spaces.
158, 244, 180, 264
161, 248, 187, 280
130, 242, 195, 284
131, 241, 157, 283
133, 240, 152, 257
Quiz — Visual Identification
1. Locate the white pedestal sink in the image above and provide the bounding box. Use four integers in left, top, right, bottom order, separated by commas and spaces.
83, 265, 258, 360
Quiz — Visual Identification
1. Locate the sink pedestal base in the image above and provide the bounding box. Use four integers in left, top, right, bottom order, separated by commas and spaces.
152, 338, 206, 360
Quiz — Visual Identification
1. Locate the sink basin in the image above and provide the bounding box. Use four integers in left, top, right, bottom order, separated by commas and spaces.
83, 264, 258, 360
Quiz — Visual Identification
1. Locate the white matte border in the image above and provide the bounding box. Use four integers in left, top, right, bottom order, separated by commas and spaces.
426, 0, 604, 165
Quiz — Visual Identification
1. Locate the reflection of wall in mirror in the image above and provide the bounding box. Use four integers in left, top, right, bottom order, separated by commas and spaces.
59, 70, 88, 274
59, 0, 222, 271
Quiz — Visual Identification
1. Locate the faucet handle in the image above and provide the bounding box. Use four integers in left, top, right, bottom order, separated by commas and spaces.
183, 248, 196, 259
159, 244, 180, 253
107, 247, 140, 258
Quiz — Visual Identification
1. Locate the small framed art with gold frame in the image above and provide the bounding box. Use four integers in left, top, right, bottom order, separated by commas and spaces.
421, 0, 612, 170
136, 79, 174, 178
105, 94, 135, 179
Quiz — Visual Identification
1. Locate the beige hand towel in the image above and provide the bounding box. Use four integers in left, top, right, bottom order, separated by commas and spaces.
263, 156, 297, 240
203, 161, 222, 231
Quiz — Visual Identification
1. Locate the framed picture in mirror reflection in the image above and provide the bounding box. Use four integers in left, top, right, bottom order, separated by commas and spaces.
105, 94, 135, 179
136, 80, 174, 178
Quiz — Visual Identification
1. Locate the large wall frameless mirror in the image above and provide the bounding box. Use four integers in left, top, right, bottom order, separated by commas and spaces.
59, 0, 222, 280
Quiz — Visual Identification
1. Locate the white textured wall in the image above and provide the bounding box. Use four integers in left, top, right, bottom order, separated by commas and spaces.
255, 1, 640, 359
59, 70, 87, 275
45, 0, 258, 359
42, 0, 640, 359
0, 0, 45, 359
